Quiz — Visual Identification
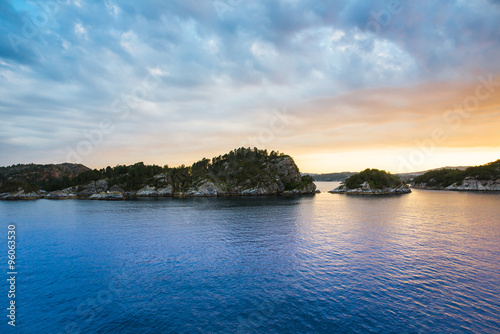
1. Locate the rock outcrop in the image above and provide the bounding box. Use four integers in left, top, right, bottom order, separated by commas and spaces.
44, 187, 78, 199
330, 182, 411, 195
411, 159, 500, 191
329, 169, 411, 195
185, 181, 221, 197
283, 182, 318, 195
0, 189, 40, 200
136, 185, 174, 197
413, 177, 500, 191
89, 192, 124, 200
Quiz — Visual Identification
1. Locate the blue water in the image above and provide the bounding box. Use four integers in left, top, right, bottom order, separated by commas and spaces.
1, 182, 500, 333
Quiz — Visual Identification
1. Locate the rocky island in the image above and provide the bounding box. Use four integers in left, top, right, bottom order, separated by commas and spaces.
412, 159, 500, 191
329, 169, 411, 195
0, 148, 317, 200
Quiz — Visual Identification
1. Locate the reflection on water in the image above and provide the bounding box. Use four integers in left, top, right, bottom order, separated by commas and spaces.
1, 184, 499, 333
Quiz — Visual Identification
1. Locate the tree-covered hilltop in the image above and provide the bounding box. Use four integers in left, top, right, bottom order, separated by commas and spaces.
345, 169, 406, 189
0, 148, 317, 199
330, 169, 410, 194
69, 148, 310, 192
412, 159, 500, 189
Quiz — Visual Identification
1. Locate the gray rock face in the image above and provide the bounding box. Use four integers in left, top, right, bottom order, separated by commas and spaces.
136, 185, 173, 197
74, 179, 108, 197
241, 182, 282, 196
0, 189, 41, 200
89, 192, 124, 200
274, 156, 302, 184
95, 179, 109, 193
241, 187, 273, 196
45, 187, 78, 199
330, 182, 411, 195
186, 181, 221, 196
283, 182, 318, 195
77, 182, 98, 197
136, 185, 158, 196
445, 177, 500, 191
413, 177, 500, 191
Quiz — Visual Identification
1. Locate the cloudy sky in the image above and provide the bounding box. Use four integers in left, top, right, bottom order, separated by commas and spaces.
1, 0, 499, 173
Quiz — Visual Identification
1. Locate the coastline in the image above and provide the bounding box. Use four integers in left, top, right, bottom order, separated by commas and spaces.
0, 190, 319, 201
411, 186, 500, 192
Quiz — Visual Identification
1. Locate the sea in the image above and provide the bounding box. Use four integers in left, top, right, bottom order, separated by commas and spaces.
1, 182, 499, 333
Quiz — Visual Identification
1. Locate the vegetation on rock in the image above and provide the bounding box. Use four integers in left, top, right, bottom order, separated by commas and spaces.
344, 169, 406, 190
0, 148, 316, 197
412, 160, 500, 188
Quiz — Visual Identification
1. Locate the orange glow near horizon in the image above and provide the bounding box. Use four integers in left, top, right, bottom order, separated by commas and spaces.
55, 76, 500, 173
82, 147, 500, 175
293, 148, 500, 174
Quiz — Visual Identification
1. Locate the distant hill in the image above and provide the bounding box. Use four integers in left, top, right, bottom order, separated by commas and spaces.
0, 163, 90, 192
305, 172, 356, 182
397, 166, 470, 181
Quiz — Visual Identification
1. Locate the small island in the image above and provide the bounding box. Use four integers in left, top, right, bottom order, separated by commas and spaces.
412, 159, 500, 191
0, 148, 317, 200
329, 169, 411, 195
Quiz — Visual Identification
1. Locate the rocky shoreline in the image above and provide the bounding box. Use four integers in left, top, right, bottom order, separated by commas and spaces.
329, 182, 411, 195
0, 189, 318, 201
0, 175, 318, 201
412, 177, 500, 191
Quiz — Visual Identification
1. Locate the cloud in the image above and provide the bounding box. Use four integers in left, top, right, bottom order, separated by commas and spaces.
283, 77, 500, 152
0, 0, 499, 169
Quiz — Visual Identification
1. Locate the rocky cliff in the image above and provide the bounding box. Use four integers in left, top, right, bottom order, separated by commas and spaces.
0, 148, 317, 200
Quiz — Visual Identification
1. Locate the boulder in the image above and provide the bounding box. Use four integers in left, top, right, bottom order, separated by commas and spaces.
136, 185, 173, 197
77, 182, 98, 197
187, 181, 221, 196
45, 187, 78, 199
95, 179, 109, 193
89, 192, 124, 200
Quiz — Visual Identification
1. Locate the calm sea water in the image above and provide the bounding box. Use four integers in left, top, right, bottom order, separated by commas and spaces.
1, 182, 500, 333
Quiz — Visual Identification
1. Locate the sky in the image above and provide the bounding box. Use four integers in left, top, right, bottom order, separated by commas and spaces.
0, 0, 499, 173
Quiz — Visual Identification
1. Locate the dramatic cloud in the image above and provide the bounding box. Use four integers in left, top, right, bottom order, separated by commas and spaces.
1, 0, 499, 171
